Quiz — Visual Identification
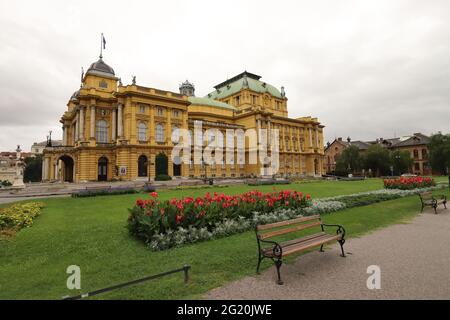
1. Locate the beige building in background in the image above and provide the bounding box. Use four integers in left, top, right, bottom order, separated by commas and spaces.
324, 133, 432, 175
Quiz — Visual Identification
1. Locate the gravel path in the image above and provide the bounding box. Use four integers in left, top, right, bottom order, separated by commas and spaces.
206, 207, 450, 299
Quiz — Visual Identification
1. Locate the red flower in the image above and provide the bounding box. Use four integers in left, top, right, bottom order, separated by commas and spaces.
136, 199, 145, 208
150, 192, 158, 198
176, 215, 184, 224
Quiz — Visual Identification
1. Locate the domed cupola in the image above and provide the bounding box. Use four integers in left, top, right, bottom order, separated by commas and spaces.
86, 58, 115, 77
179, 80, 195, 97
70, 90, 80, 102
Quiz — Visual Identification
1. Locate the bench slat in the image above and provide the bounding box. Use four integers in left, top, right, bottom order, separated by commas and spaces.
262, 232, 326, 254
257, 215, 321, 231
259, 221, 322, 240
264, 234, 342, 257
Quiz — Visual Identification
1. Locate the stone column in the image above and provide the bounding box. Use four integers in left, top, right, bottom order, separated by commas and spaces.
62, 125, 67, 145
90, 105, 96, 139
41, 159, 46, 181
167, 108, 172, 145
309, 127, 313, 148
316, 128, 319, 147
112, 108, 117, 141
43, 157, 49, 180
54, 161, 58, 181
79, 107, 85, 141
75, 115, 79, 142
118, 103, 123, 138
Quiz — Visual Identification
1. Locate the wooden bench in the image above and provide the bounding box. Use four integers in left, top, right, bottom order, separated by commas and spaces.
419, 192, 447, 214
255, 215, 346, 285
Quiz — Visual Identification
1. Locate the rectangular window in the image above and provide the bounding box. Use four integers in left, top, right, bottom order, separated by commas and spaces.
138, 123, 147, 141
157, 107, 164, 116
156, 124, 165, 142
139, 105, 146, 113
235, 96, 240, 105
422, 149, 427, 158
173, 110, 179, 118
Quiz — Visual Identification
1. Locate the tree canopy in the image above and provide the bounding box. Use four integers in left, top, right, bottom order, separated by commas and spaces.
428, 133, 450, 175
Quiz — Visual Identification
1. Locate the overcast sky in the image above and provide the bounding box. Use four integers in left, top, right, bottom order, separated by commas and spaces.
1, 0, 449, 151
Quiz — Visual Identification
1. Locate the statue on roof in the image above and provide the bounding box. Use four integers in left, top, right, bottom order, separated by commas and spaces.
243, 73, 249, 88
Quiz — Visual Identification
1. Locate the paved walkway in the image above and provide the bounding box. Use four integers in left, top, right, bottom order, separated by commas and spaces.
0, 178, 247, 204
207, 207, 450, 299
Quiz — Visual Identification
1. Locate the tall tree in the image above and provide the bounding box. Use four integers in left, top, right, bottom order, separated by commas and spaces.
334, 145, 362, 176
24, 155, 42, 183
390, 150, 413, 176
363, 144, 391, 177
428, 133, 450, 175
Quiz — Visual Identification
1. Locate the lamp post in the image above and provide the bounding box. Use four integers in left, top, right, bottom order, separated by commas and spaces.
394, 154, 400, 176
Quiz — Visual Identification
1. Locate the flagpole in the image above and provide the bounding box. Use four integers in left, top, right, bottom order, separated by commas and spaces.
100, 33, 103, 59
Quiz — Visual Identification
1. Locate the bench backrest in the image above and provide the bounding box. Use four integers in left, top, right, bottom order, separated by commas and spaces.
256, 215, 322, 240
420, 192, 433, 200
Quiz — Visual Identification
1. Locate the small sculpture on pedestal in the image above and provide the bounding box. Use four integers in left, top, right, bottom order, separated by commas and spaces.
12, 145, 25, 188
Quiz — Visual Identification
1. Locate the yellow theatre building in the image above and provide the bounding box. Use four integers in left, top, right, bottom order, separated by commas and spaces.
42, 55, 325, 183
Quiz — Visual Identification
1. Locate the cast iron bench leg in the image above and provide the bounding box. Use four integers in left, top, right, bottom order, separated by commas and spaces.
339, 239, 346, 257
256, 253, 263, 274
275, 259, 283, 285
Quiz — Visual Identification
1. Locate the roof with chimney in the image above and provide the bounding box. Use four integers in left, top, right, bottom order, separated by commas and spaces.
206, 71, 283, 100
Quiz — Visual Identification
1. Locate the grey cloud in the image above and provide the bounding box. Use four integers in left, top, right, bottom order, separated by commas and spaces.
0, 0, 449, 151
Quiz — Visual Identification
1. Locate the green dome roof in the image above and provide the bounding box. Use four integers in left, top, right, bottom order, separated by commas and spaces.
206, 71, 283, 100
188, 97, 236, 110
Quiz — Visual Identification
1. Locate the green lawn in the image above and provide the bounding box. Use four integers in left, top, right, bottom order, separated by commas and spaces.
0, 179, 447, 300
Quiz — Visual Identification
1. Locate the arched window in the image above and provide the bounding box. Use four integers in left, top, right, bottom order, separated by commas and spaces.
96, 120, 108, 143
138, 122, 147, 141
156, 124, 164, 143
172, 126, 180, 143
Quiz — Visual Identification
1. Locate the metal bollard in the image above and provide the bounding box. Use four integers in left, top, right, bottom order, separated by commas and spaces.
183, 264, 191, 284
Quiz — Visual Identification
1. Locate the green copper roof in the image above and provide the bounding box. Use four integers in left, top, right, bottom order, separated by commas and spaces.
188, 96, 236, 110
206, 72, 283, 100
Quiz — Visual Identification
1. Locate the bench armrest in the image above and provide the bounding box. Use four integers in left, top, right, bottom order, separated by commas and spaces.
257, 238, 283, 258
322, 223, 346, 239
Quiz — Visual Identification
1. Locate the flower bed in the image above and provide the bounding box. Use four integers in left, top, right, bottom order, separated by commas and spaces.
71, 187, 139, 198
127, 190, 311, 246
384, 176, 436, 190
0, 202, 45, 234
129, 185, 446, 250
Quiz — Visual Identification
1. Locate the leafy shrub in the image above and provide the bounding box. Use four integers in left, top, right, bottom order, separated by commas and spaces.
323, 185, 446, 208
384, 176, 435, 190
1, 180, 12, 187
247, 179, 290, 186
0, 202, 45, 232
128, 190, 312, 245
155, 174, 172, 181
72, 187, 138, 198
143, 184, 156, 192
